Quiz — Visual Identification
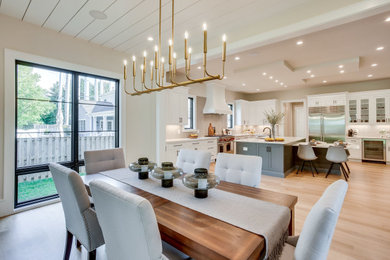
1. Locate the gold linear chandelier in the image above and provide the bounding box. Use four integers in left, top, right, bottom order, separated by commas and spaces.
123, 0, 226, 96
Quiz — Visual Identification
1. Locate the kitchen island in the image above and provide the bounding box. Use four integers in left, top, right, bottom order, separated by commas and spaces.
235, 137, 305, 178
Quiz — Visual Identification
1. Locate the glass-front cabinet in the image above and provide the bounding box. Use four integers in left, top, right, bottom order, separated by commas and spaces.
376, 97, 386, 123
360, 99, 369, 123
348, 98, 370, 124
348, 100, 357, 123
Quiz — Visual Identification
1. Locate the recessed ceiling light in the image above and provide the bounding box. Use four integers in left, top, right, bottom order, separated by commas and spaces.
242, 83, 246, 86
275, 79, 279, 83
338, 65, 344, 69
89, 10, 107, 20
197, 66, 201, 70
340, 70, 345, 74
296, 40, 303, 45
269, 76, 273, 79
376, 46, 384, 51
280, 82, 284, 86
306, 70, 311, 74
235, 56, 240, 60
368, 74, 373, 78
256, 89, 260, 91
262, 72, 267, 76
310, 74, 315, 78
385, 17, 390, 22
223, 76, 227, 79
371, 63, 378, 67
147, 36, 153, 41
322, 80, 327, 83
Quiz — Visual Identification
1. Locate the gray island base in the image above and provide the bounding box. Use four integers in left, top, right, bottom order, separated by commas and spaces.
235, 137, 305, 178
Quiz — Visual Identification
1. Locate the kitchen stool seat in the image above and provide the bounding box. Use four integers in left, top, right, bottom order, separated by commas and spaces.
296, 144, 318, 177
325, 146, 349, 181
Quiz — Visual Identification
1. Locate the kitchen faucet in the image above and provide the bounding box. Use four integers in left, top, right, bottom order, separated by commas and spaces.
263, 127, 272, 138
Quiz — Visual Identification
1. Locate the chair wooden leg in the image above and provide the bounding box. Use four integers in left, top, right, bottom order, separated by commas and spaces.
325, 163, 334, 178
64, 231, 73, 260
301, 161, 305, 172
88, 250, 96, 260
309, 161, 315, 177
344, 162, 351, 173
76, 239, 81, 249
340, 163, 349, 179
312, 161, 319, 174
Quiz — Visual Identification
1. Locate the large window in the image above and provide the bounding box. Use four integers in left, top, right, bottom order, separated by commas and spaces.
15, 61, 119, 207
227, 104, 234, 128
184, 97, 195, 129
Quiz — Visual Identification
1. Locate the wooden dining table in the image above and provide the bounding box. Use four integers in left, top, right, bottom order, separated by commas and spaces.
82, 173, 297, 260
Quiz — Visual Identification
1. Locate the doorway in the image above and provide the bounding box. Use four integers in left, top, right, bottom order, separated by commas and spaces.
283, 101, 306, 137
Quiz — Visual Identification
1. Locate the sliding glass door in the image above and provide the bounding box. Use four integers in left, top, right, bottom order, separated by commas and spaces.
15, 61, 119, 207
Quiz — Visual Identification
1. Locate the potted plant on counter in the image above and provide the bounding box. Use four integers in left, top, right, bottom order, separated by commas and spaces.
264, 109, 284, 139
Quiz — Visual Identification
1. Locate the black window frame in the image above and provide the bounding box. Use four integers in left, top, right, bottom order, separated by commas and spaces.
14, 60, 120, 208
184, 97, 194, 130
227, 103, 234, 128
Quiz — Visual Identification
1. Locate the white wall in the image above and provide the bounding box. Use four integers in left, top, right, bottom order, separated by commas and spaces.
0, 14, 156, 216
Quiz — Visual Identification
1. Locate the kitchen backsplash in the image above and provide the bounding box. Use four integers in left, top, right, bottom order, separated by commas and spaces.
348, 124, 390, 138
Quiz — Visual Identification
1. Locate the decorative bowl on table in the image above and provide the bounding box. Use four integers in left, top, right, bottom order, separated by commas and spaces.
129, 157, 156, 179
152, 162, 183, 188
182, 168, 220, 198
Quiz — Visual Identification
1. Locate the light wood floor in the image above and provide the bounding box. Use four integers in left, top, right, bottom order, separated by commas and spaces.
0, 161, 389, 260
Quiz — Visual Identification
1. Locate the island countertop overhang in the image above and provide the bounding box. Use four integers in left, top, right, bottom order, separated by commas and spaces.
235, 137, 305, 145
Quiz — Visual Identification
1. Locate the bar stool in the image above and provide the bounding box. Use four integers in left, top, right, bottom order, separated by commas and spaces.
296, 144, 318, 177
325, 146, 349, 181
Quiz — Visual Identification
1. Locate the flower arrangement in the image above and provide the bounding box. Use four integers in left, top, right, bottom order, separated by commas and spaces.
264, 109, 285, 139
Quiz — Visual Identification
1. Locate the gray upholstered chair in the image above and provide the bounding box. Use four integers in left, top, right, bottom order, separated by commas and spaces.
49, 163, 104, 260
280, 180, 348, 260
176, 149, 211, 174
215, 153, 262, 188
89, 180, 189, 260
325, 146, 349, 181
296, 144, 318, 177
84, 148, 126, 174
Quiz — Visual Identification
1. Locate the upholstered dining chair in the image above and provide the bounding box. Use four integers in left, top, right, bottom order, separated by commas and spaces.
176, 149, 211, 174
84, 148, 126, 174
325, 146, 349, 181
280, 180, 348, 260
89, 180, 189, 260
296, 144, 318, 177
49, 163, 104, 260
214, 153, 262, 188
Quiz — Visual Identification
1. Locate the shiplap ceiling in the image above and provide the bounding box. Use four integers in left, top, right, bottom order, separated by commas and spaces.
1, 0, 390, 93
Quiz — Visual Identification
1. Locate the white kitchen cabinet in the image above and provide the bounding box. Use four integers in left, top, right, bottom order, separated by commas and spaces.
386, 140, 390, 163
307, 93, 346, 108
234, 99, 278, 126
346, 137, 362, 160
164, 138, 217, 163
164, 89, 188, 125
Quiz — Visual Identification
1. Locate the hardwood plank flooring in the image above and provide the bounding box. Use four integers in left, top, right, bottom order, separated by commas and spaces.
0, 161, 389, 259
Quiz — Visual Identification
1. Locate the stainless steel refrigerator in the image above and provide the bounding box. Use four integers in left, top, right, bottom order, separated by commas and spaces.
308, 106, 346, 143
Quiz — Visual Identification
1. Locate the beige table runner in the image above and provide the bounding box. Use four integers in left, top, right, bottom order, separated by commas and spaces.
100, 168, 290, 260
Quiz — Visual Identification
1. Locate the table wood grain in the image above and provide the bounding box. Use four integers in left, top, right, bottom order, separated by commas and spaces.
82, 173, 297, 260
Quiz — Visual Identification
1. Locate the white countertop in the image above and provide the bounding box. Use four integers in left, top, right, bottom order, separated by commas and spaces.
234, 137, 305, 145
166, 136, 218, 143
346, 136, 390, 140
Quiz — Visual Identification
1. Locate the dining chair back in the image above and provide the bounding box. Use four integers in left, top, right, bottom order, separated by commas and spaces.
84, 148, 126, 174
49, 163, 104, 260
280, 180, 348, 260
215, 153, 262, 187
90, 180, 188, 260
176, 149, 211, 174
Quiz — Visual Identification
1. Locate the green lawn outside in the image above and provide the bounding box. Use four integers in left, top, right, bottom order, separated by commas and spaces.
18, 171, 86, 203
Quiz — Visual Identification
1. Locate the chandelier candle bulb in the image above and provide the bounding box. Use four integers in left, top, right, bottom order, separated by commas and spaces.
132, 56, 136, 77
203, 23, 207, 53
123, 60, 127, 80
222, 34, 226, 62
184, 31, 189, 60
168, 39, 173, 65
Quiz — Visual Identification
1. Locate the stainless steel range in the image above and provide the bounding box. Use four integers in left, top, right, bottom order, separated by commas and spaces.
217, 135, 235, 154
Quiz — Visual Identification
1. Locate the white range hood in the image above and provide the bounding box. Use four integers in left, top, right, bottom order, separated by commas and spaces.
203, 83, 232, 115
